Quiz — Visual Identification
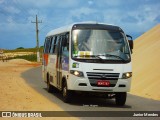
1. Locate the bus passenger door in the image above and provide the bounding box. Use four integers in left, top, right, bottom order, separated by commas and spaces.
43, 38, 51, 82
56, 36, 62, 89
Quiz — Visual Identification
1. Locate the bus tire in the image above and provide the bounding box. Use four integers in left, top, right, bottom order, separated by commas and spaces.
62, 81, 71, 103
115, 92, 127, 106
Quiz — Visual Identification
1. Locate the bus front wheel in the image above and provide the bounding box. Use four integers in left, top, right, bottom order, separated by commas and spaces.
115, 92, 127, 106
62, 81, 71, 103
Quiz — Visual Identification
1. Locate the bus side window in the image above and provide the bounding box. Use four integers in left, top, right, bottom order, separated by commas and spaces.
43, 38, 48, 53
53, 36, 57, 54
49, 37, 53, 53
44, 37, 51, 53
49, 36, 55, 54
49, 38, 52, 53
65, 33, 69, 51
54, 36, 60, 54
62, 33, 69, 57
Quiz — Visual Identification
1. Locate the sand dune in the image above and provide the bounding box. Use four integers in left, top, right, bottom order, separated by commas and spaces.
130, 24, 160, 100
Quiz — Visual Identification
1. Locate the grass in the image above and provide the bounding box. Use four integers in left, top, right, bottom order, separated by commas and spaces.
4, 47, 43, 53
8, 54, 37, 62
3, 47, 44, 62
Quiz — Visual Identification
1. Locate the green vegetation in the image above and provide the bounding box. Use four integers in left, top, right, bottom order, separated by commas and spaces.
8, 54, 37, 62
3, 47, 44, 62
4, 47, 43, 53
16, 47, 24, 49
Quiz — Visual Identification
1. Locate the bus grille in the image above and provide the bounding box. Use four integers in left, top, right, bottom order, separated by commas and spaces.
86, 72, 120, 87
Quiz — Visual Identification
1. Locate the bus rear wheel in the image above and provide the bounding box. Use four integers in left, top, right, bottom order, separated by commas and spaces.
115, 92, 127, 106
47, 74, 53, 93
62, 81, 71, 103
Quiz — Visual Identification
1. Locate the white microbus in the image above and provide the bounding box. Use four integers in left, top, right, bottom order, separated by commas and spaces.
42, 22, 133, 106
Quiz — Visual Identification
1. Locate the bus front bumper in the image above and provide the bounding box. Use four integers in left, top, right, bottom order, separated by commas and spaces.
67, 76, 131, 92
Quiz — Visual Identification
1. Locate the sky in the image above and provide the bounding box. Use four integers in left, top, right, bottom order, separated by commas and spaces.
0, 0, 160, 49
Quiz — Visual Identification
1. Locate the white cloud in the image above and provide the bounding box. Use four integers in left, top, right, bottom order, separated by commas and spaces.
126, 3, 160, 25
14, 0, 52, 7
55, 0, 79, 8
96, 0, 122, 7
88, 0, 94, 5
7, 16, 14, 23
70, 7, 97, 18
102, 9, 122, 24
0, 0, 4, 4
28, 9, 39, 16
14, 0, 78, 8
101, 2, 160, 36
4, 6, 20, 14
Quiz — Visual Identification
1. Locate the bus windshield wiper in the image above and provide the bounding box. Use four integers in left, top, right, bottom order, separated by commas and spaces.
74, 54, 126, 61
104, 54, 126, 61
74, 55, 103, 60
89, 54, 126, 61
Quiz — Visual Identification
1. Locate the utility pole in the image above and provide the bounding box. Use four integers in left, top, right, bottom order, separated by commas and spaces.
31, 15, 42, 62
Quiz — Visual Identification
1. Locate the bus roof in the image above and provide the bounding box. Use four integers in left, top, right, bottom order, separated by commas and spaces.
46, 22, 122, 37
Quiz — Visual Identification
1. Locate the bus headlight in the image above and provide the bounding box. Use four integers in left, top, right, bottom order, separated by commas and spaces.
122, 72, 132, 79
70, 70, 84, 77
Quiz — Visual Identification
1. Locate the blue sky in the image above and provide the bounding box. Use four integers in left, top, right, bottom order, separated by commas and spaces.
0, 0, 160, 49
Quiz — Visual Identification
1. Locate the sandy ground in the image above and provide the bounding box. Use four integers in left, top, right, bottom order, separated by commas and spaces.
130, 24, 160, 101
0, 59, 77, 120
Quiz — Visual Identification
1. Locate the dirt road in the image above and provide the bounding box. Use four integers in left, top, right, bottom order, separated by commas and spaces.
0, 59, 62, 111
0, 59, 77, 120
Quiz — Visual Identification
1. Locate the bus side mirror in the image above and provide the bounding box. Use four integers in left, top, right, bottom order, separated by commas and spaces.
126, 35, 134, 54
129, 40, 133, 49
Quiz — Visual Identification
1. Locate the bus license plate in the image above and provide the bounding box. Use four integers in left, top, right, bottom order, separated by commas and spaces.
97, 80, 110, 86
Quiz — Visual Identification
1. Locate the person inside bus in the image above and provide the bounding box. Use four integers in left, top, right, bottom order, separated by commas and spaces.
62, 34, 69, 57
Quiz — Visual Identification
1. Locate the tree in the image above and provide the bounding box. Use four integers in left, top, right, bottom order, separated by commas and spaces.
16, 47, 24, 49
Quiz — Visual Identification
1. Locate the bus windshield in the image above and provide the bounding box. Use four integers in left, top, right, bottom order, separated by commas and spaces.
71, 29, 131, 61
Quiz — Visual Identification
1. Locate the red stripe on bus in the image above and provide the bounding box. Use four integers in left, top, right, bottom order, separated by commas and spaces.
43, 54, 49, 66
